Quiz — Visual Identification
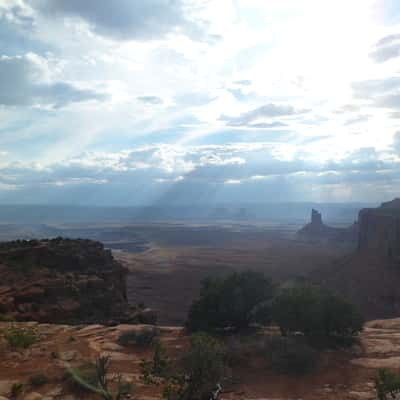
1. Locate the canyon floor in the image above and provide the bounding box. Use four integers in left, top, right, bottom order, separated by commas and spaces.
116, 234, 349, 325
1, 319, 400, 400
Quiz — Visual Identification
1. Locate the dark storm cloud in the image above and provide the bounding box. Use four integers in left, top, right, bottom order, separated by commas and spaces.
370, 33, 400, 63
0, 54, 108, 107
137, 96, 163, 105
220, 104, 309, 127
30, 0, 216, 42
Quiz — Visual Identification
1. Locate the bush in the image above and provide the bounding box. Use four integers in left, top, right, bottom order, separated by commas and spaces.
173, 333, 225, 400
224, 335, 265, 367
29, 373, 49, 387
10, 382, 23, 399
66, 356, 132, 400
0, 314, 15, 322
140, 341, 170, 384
186, 270, 275, 332
271, 285, 364, 345
265, 336, 318, 375
118, 328, 159, 348
4, 326, 37, 349
375, 368, 400, 400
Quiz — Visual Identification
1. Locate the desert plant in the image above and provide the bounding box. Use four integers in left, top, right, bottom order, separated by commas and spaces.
140, 341, 170, 384
66, 356, 132, 400
186, 270, 275, 332
118, 327, 159, 348
29, 373, 49, 387
167, 333, 225, 400
4, 326, 37, 349
223, 335, 265, 367
272, 285, 363, 346
10, 382, 23, 399
265, 336, 318, 375
0, 314, 15, 322
375, 368, 400, 400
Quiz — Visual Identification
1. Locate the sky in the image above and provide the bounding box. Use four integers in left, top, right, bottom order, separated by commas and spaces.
0, 0, 400, 205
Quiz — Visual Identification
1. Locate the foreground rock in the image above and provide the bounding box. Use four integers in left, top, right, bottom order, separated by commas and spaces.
2, 319, 400, 399
0, 238, 153, 324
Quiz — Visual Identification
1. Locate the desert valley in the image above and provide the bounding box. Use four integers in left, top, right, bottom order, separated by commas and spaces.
0, 199, 398, 400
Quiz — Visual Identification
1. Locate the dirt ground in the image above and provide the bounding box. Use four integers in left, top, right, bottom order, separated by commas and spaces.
0, 320, 389, 400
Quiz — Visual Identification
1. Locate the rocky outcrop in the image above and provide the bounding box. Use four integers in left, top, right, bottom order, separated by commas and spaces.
297, 209, 358, 244
0, 238, 151, 324
313, 199, 400, 320
358, 198, 400, 258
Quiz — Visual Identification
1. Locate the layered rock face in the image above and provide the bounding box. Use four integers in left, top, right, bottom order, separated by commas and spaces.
0, 238, 153, 324
358, 198, 400, 258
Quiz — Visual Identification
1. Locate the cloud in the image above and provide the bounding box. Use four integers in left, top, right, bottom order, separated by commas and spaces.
137, 96, 163, 105
370, 33, 400, 63
227, 87, 259, 102
351, 76, 400, 110
220, 104, 308, 127
233, 80, 252, 86
0, 144, 399, 204
333, 104, 360, 114
30, 0, 216, 42
344, 114, 371, 126
393, 131, 400, 153
0, 53, 108, 107
174, 92, 216, 107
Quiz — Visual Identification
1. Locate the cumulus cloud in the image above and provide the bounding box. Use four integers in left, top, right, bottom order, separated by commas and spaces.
29, 0, 216, 42
220, 104, 308, 127
370, 33, 400, 63
0, 53, 108, 107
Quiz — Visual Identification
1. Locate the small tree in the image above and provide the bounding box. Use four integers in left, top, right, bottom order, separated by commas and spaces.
186, 270, 274, 332
272, 285, 364, 345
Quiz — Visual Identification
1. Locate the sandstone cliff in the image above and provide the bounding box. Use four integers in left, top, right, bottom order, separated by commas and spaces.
358, 198, 400, 258
313, 199, 400, 320
0, 238, 155, 324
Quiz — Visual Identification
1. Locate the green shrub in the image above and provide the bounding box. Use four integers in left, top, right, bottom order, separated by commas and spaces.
10, 382, 23, 399
29, 373, 49, 387
140, 341, 170, 384
375, 368, 400, 400
186, 270, 275, 332
271, 285, 363, 346
174, 333, 225, 400
118, 328, 159, 347
223, 335, 265, 367
0, 314, 15, 322
265, 336, 318, 375
66, 356, 132, 400
4, 326, 37, 349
